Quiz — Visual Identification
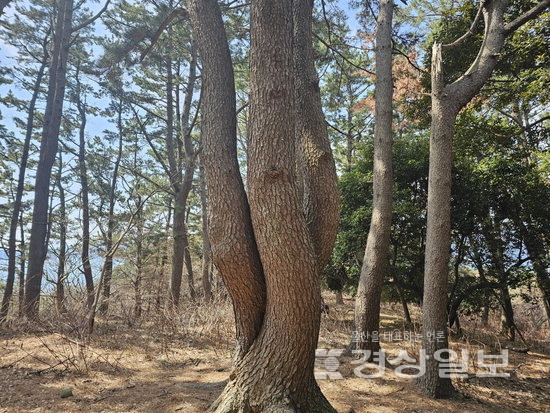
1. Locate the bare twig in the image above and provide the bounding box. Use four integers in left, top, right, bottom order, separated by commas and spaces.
442, 0, 485, 50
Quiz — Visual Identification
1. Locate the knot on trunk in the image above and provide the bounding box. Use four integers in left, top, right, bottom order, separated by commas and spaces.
262, 167, 289, 184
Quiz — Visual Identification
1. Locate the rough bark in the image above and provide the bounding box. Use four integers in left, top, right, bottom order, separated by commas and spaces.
419, 0, 549, 397
212, 0, 335, 410
24, 0, 73, 318
0, 40, 48, 322
190, 0, 338, 410
293, 0, 340, 271
188, 0, 266, 359
418, 44, 457, 397
353, 0, 394, 355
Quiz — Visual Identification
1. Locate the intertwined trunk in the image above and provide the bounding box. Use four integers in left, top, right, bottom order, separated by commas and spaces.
212, 0, 334, 409
353, 0, 394, 355
293, 0, 340, 270
189, 0, 339, 410
0, 41, 48, 322
188, 0, 266, 360
24, 0, 73, 318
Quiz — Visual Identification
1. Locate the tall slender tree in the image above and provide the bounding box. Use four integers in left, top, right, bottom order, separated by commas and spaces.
198, 159, 212, 300
353, 0, 394, 356
75, 70, 95, 309
99, 100, 124, 314
24, 0, 74, 318
0, 31, 49, 322
24, 0, 110, 318
55, 152, 67, 313
419, 0, 549, 398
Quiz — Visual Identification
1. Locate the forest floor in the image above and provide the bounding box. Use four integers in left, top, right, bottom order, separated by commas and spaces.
1, 294, 549, 413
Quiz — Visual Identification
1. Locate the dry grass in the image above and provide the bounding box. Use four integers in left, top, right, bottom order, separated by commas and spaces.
1, 292, 549, 412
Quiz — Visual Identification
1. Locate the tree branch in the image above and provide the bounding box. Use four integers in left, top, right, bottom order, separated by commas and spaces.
140, 8, 189, 62
442, 0, 485, 50
504, 0, 550, 35
314, 33, 375, 75
71, 0, 111, 33
0, 0, 12, 16
392, 41, 428, 74
130, 105, 173, 180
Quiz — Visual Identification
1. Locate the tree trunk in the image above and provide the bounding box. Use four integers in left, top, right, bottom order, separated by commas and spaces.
99, 102, 123, 314
181, 42, 198, 301
170, 189, 186, 306
18, 212, 26, 318
199, 160, 213, 301
481, 304, 490, 326
293, 0, 340, 271
55, 155, 67, 314
353, 0, 394, 356
0, 42, 47, 322
454, 313, 463, 336
418, 43, 456, 399
188, 0, 266, 360
76, 76, 94, 309
182, 220, 196, 300
24, 0, 73, 319
519, 227, 550, 322
211, 0, 336, 410
500, 286, 516, 341
395, 282, 412, 324
168, 39, 197, 306
418, 0, 523, 389
134, 198, 143, 319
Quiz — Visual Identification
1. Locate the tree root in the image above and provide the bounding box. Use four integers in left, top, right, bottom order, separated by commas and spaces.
211, 379, 337, 413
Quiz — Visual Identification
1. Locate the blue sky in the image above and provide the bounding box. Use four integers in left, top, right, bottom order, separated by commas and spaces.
0, 0, 367, 287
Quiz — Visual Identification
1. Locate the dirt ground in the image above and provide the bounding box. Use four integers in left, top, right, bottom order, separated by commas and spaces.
1, 295, 549, 413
